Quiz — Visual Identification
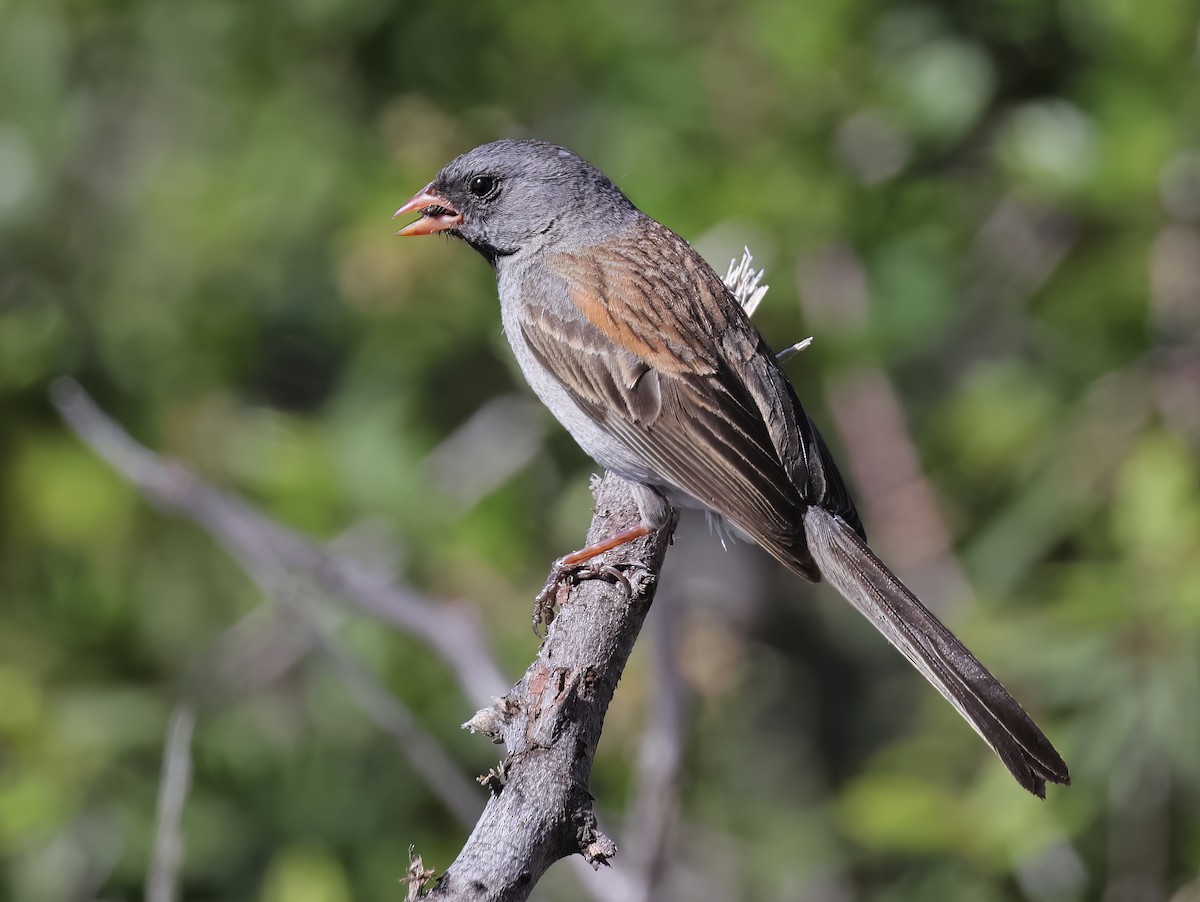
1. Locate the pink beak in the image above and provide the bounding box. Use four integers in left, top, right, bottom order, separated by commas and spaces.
392, 183, 463, 236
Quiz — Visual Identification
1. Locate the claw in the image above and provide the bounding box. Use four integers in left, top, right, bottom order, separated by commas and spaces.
598, 565, 630, 597
530, 559, 644, 637
531, 557, 576, 636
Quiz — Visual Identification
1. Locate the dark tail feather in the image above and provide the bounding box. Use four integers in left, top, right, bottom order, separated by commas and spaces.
797, 505, 1070, 797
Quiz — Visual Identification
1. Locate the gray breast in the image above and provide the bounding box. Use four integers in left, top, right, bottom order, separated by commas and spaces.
495, 267, 661, 487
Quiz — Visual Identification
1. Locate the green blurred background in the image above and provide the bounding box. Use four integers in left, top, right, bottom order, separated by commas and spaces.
2, 0, 1199, 899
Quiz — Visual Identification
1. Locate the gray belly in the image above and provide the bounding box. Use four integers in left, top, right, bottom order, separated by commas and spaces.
499, 297, 662, 486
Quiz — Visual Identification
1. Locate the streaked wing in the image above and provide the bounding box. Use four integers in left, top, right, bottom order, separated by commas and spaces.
516, 219, 864, 566
515, 219, 1068, 798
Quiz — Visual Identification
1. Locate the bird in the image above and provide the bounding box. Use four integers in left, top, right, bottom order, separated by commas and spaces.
393, 138, 1070, 797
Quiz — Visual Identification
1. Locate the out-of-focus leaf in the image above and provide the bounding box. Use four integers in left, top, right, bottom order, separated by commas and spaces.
2, 0, 1198, 897
9, 435, 135, 548
838, 774, 960, 853
260, 844, 351, 902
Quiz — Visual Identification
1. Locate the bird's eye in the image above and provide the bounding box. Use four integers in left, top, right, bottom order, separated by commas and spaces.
468, 175, 498, 198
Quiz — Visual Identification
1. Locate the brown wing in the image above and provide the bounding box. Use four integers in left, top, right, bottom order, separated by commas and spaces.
517, 218, 863, 568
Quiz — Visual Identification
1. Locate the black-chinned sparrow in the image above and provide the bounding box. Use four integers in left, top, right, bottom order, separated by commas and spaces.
395, 139, 1069, 797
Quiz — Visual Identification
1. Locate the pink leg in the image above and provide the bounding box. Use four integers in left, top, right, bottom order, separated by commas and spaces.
532, 524, 654, 634
560, 524, 652, 567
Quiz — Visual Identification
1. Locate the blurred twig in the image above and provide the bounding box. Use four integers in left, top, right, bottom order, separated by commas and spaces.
420, 394, 546, 512
143, 605, 314, 902
625, 592, 689, 902
51, 378, 507, 706
823, 366, 974, 611
226, 552, 486, 826
145, 705, 195, 902
52, 378, 640, 902
797, 244, 974, 612
197, 591, 484, 826
53, 381, 489, 888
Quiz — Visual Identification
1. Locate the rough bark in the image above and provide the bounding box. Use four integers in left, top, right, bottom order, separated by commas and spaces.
426, 475, 676, 901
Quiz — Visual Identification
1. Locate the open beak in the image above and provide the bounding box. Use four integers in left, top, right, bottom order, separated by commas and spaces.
393, 183, 463, 236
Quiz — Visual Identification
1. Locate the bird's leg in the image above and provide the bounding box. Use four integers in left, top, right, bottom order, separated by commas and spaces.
563, 525, 652, 566
532, 482, 671, 635
532, 525, 650, 635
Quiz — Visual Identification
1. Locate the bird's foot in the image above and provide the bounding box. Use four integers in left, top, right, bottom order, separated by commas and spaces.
531, 559, 647, 636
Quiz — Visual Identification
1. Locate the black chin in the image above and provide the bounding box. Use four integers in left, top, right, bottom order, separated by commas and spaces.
463, 235, 517, 268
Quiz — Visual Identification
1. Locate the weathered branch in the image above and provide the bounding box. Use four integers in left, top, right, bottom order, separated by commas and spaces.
427, 475, 676, 901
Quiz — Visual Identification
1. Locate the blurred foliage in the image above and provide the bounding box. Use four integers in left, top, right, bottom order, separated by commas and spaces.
1, 0, 1199, 899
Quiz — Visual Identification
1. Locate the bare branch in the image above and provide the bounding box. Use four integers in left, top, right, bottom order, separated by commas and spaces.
427, 476, 677, 902
52, 382, 489, 825
50, 378, 507, 706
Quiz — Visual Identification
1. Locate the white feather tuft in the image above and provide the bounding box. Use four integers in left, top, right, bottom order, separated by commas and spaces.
723, 247, 769, 317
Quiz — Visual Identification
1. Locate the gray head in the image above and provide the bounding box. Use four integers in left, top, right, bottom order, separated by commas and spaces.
394, 139, 641, 262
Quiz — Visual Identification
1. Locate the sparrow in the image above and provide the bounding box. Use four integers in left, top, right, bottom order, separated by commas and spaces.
394, 139, 1069, 797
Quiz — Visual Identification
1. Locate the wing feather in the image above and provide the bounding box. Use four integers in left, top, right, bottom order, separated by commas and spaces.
515, 219, 863, 569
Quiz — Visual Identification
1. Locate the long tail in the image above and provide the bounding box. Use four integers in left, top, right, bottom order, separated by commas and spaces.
796, 505, 1070, 797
